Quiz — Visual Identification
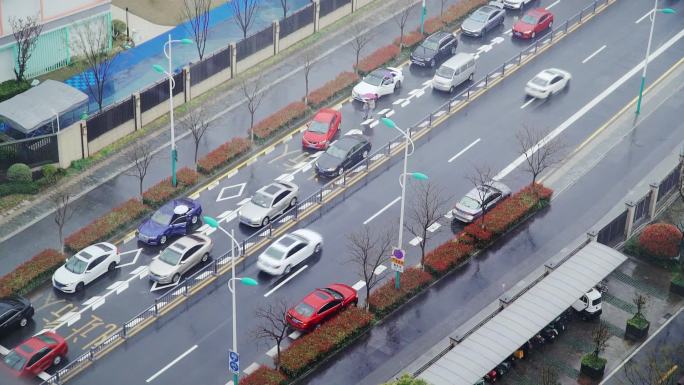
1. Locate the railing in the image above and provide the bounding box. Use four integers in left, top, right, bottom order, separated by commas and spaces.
0, 133, 59, 170
39, 2, 615, 383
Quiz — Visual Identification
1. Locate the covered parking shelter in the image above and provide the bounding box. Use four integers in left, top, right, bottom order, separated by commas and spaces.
0, 79, 88, 139
418, 241, 627, 385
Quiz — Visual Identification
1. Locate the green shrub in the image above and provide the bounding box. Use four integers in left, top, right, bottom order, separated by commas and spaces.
0, 79, 30, 103
0, 181, 38, 197
7, 163, 32, 183
383, 374, 429, 385
41, 164, 58, 180
627, 314, 649, 329
112, 19, 127, 38
581, 353, 606, 369
672, 272, 684, 287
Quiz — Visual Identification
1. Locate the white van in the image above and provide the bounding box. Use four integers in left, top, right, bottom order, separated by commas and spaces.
432, 53, 476, 93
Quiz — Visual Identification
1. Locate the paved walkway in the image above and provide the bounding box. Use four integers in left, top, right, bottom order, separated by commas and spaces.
111, 6, 173, 45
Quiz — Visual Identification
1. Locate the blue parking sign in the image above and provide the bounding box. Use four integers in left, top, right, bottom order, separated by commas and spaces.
229, 350, 239, 374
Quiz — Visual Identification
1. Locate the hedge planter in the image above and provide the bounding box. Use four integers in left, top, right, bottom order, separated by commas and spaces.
670, 273, 684, 296
580, 353, 606, 379
625, 316, 650, 340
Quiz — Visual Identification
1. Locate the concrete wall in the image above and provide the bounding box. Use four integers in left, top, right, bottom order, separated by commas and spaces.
140, 93, 184, 127
279, 23, 315, 51
356, 0, 374, 9
236, 45, 274, 74
189, 67, 232, 99
57, 120, 83, 168
88, 116, 136, 154
319, 3, 352, 30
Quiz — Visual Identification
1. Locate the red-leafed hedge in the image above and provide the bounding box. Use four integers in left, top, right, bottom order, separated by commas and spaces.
253, 101, 309, 141
64, 199, 150, 253
197, 137, 252, 176
142, 167, 199, 208
422, 16, 446, 35
639, 223, 682, 258
355, 44, 401, 75
394, 31, 425, 49
424, 240, 475, 277
368, 267, 433, 318
307, 71, 359, 107
443, 0, 488, 25
0, 249, 65, 297
240, 366, 287, 385
464, 224, 493, 246
279, 307, 373, 378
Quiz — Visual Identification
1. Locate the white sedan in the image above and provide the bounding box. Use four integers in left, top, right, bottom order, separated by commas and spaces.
525, 68, 571, 99
351, 67, 403, 102
256, 229, 323, 275
52, 243, 120, 293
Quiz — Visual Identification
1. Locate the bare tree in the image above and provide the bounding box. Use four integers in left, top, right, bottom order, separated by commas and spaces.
9, 15, 43, 83
278, 0, 290, 19
466, 165, 496, 228
125, 142, 157, 199
516, 125, 563, 186
231, 0, 260, 39
302, 50, 316, 105
240, 77, 266, 142
405, 181, 450, 267
350, 22, 372, 74
53, 192, 74, 253
439, 0, 448, 18
72, 21, 120, 112
622, 341, 684, 385
180, 108, 210, 169
252, 299, 290, 369
180, 0, 212, 60
590, 321, 610, 358
633, 292, 648, 318
347, 226, 394, 309
538, 365, 560, 385
393, 0, 414, 49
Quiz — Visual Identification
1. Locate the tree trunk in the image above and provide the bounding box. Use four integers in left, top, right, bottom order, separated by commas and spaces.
304, 77, 309, 105
139, 179, 144, 200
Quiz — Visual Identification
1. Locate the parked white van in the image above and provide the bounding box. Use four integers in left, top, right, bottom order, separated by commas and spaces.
432, 52, 476, 93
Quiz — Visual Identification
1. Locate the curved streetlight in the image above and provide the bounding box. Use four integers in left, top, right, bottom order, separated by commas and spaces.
381, 117, 427, 289
204, 216, 257, 385
153, 36, 193, 186
636, 3, 675, 116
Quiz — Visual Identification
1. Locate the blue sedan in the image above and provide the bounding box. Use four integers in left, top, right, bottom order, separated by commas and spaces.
137, 198, 202, 245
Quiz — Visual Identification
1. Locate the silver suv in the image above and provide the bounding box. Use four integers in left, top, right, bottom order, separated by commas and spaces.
239, 181, 299, 227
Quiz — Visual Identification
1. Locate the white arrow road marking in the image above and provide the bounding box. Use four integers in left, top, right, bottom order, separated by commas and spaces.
377, 108, 390, 115
301, 163, 312, 173
414, 89, 425, 98
374, 265, 387, 275
362, 118, 375, 125
503, 29, 512, 35
82, 296, 106, 311
352, 280, 366, 291
146, 345, 198, 383
386, 110, 395, 117
400, 100, 411, 107
427, 222, 442, 232
116, 281, 129, 294
449, 138, 481, 163
288, 330, 302, 340
363, 196, 401, 225
216, 183, 247, 202
520, 98, 535, 109
150, 279, 180, 293
393, 99, 405, 105
491, 36, 505, 45
408, 88, 421, 95
243, 363, 260, 375
409, 236, 423, 246
117, 248, 144, 268
264, 265, 308, 298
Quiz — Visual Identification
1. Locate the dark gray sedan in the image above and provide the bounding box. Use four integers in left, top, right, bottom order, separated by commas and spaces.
461, 3, 505, 37
452, 181, 511, 223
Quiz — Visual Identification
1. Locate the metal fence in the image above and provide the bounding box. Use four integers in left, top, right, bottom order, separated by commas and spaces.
633, 195, 650, 224
280, 4, 315, 38
320, 0, 351, 17
0, 134, 59, 170
597, 210, 628, 245
39, 3, 616, 383
658, 165, 680, 202
236, 25, 274, 62
86, 98, 135, 142
190, 46, 231, 86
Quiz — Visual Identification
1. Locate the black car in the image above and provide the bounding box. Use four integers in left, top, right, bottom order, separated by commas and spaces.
0, 296, 34, 334
314, 134, 371, 178
410, 31, 458, 68
461, 3, 505, 37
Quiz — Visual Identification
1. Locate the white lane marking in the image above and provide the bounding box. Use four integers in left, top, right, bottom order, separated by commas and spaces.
491, 36, 505, 45
244, 362, 260, 375
123, 232, 136, 244
146, 345, 198, 383
444, 210, 454, 219
635, 9, 652, 24
400, 100, 411, 107
197, 224, 209, 232
150, 279, 180, 292
495, 27, 684, 181
116, 281, 129, 294
477, 44, 492, 53
386, 110, 395, 117
0, 344, 8, 355
414, 89, 425, 98
301, 163, 312, 173
520, 98, 535, 109
363, 196, 401, 225
370, 120, 379, 128
237, 197, 251, 206
224, 169, 238, 179
207, 180, 220, 190
408, 88, 420, 95
427, 222, 441, 232
264, 265, 308, 297
217, 210, 233, 219
377, 108, 390, 115
266, 345, 278, 357
352, 280, 366, 291
203, 227, 217, 236
448, 138, 481, 163
503, 28, 512, 35
374, 265, 387, 275
393, 98, 404, 105
37, 372, 51, 381
90, 296, 106, 310
289, 330, 302, 339
362, 118, 375, 125
264, 146, 275, 155
422, 79, 432, 86
546, 0, 560, 9
409, 236, 422, 246
66, 313, 81, 327
582, 45, 607, 64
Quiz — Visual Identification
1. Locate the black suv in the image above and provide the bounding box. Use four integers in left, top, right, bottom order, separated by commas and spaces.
410, 31, 458, 68
0, 296, 34, 335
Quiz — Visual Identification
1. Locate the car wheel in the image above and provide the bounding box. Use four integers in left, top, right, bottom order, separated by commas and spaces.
53, 355, 62, 366
451, 46, 457, 55
430, 59, 436, 68
362, 150, 369, 159
284, 265, 292, 274
549, 21, 553, 29
531, 31, 536, 38
76, 282, 85, 292
262, 217, 270, 227
172, 274, 181, 284
338, 167, 344, 176
469, 73, 474, 81
160, 235, 167, 245
449, 86, 455, 93
201, 253, 209, 263
191, 215, 198, 225
314, 243, 322, 254
19, 317, 28, 327
289, 197, 298, 207
108, 261, 117, 272
394, 81, 401, 93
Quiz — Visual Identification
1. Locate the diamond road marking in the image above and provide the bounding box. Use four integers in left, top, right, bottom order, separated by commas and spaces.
117, 248, 143, 268
352, 280, 366, 291
374, 265, 387, 275
216, 183, 246, 202
289, 330, 302, 339
409, 236, 422, 246
427, 222, 442, 232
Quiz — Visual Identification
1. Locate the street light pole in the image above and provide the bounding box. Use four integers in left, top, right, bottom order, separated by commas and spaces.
396, 128, 410, 289
420, 0, 427, 35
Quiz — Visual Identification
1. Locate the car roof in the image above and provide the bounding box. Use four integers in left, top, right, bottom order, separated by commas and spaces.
273, 234, 301, 250
478, 5, 500, 14
334, 135, 366, 150
303, 288, 332, 308
426, 31, 450, 42
536, 70, 557, 81
527, 7, 549, 16
259, 181, 294, 197
172, 234, 206, 250
313, 109, 337, 122
78, 243, 112, 260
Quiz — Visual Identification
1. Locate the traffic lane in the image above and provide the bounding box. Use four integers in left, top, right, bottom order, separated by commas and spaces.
303, 69, 684, 385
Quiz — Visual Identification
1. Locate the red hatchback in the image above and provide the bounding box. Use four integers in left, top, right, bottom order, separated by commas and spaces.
512, 8, 554, 39
287, 283, 358, 331
302, 109, 342, 150
3, 332, 68, 376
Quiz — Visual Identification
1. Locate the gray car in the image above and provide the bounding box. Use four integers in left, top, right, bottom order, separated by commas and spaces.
461, 3, 505, 37
239, 181, 299, 227
148, 234, 213, 284
452, 181, 511, 223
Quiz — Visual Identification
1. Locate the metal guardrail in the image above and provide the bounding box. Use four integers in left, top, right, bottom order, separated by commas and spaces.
40, 1, 613, 383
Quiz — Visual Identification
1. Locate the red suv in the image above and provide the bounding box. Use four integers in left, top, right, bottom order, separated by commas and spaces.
287, 284, 358, 331
2, 332, 68, 376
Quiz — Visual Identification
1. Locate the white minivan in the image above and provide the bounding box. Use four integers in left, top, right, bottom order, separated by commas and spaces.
432, 53, 476, 93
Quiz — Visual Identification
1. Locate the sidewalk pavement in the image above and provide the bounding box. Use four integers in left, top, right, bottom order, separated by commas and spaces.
111, 6, 173, 45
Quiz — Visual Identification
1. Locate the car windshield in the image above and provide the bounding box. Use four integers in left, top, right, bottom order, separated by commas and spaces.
363, 72, 384, 86
421, 40, 439, 51
159, 248, 183, 266
64, 256, 87, 274
151, 210, 173, 225
326, 142, 348, 159
470, 11, 488, 22
459, 196, 481, 209
3, 351, 26, 371
251, 191, 272, 208
530, 75, 549, 86
308, 120, 329, 134
436, 66, 455, 78
295, 302, 315, 317
263, 245, 287, 260
321, 288, 343, 300
521, 14, 539, 24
